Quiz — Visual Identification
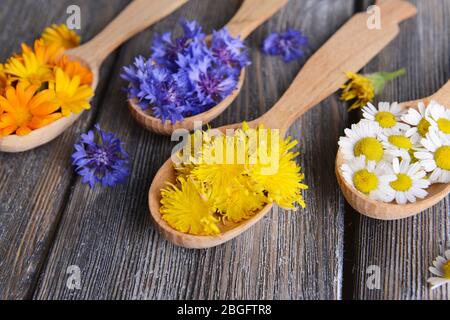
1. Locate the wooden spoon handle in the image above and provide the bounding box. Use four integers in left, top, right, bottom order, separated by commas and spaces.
226, 0, 288, 39
68, 0, 188, 66
400, 80, 450, 109
256, 0, 417, 135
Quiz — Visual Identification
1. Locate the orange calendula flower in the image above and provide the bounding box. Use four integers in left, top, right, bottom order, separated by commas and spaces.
4, 48, 53, 87
0, 84, 61, 136
0, 64, 8, 95
57, 55, 93, 86
50, 68, 93, 116
41, 24, 80, 50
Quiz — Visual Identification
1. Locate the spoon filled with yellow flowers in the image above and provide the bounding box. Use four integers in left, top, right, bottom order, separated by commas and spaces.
0, 0, 187, 152
148, 0, 417, 248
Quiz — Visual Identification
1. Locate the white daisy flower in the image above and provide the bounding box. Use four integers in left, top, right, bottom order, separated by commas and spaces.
340, 156, 396, 202
362, 102, 409, 132
378, 126, 420, 161
426, 100, 450, 137
383, 158, 429, 204
401, 101, 434, 142
415, 129, 450, 183
338, 121, 385, 162
427, 250, 450, 290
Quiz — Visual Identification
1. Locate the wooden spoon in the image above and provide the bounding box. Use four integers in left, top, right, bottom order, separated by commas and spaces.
148, 0, 417, 248
0, 0, 188, 153
128, 0, 288, 135
336, 80, 450, 220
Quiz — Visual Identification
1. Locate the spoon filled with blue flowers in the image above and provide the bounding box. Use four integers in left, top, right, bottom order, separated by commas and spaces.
126, 0, 289, 135
148, 0, 417, 248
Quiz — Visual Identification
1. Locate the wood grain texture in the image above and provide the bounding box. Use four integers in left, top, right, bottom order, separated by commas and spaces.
33, 0, 353, 299
349, 0, 450, 299
0, 0, 131, 299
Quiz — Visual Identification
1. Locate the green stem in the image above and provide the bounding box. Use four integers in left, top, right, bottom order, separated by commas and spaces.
377, 68, 406, 81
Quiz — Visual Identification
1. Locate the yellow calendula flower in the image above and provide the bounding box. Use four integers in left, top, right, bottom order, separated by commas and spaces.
340, 68, 406, 111
50, 68, 93, 116
41, 24, 80, 50
57, 55, 93, 86
21, 39, 63, 66
161, 177, 220, 236
4, 49, 53, 87
0, 84, 61, 136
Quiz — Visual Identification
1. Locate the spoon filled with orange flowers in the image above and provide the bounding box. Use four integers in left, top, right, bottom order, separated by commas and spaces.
0, 0, 187, 152
148, 0, 417, 248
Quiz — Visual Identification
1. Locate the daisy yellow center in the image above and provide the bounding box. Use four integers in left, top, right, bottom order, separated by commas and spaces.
437, 118, 450, 134
388, 135, 412, 150
353, 169, 379, 194
353, 137, 384, 161
434, 146, 450, 170
375, 112, 397, 128
417, 118, 431, 137
443, 260, 450, 279
390, 173, 412, 192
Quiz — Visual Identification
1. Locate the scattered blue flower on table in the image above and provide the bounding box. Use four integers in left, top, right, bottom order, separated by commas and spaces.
121, 20, 250, 124
72, 124, 130, 188
262, 29, 308, 62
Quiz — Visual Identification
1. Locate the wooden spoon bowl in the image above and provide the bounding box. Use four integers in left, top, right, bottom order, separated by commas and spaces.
128, 0, 288, 136
148, 0, 417, 248
0, 0, 188, 152
335, 81, 450, 220
129, 69, 246, 135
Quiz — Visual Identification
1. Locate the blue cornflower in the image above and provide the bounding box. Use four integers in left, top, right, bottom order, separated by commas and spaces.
151, 20, 205, 71
144, 66, 190, 123
211, 28, 250, 71
262, 29, 308, 62
72, 125, 130, 188
122, 20, 249, 124
187, 58, 237, 111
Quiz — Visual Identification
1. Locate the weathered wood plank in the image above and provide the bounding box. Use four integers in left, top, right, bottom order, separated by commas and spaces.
0, 0, 131, 299
349, 0, 450, 299
34, 0, 353, 299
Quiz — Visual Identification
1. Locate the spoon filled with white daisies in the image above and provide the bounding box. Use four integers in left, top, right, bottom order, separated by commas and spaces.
336, 80, 450, 220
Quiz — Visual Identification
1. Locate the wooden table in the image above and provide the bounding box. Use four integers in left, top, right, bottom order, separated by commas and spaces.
0, 0, 448, 300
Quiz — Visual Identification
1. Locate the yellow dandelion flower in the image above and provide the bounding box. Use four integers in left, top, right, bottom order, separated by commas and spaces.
213, 178, 266, 223
340, 68, 406, 111
57, 55, 93, 86
160, 177, 220, 236
248, 136, 308, 209
41, 24, 80, 50
4, 49, 53, 87
50, 68, 93, 116
0, 84, 61, 136
161, 122, 309, 235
